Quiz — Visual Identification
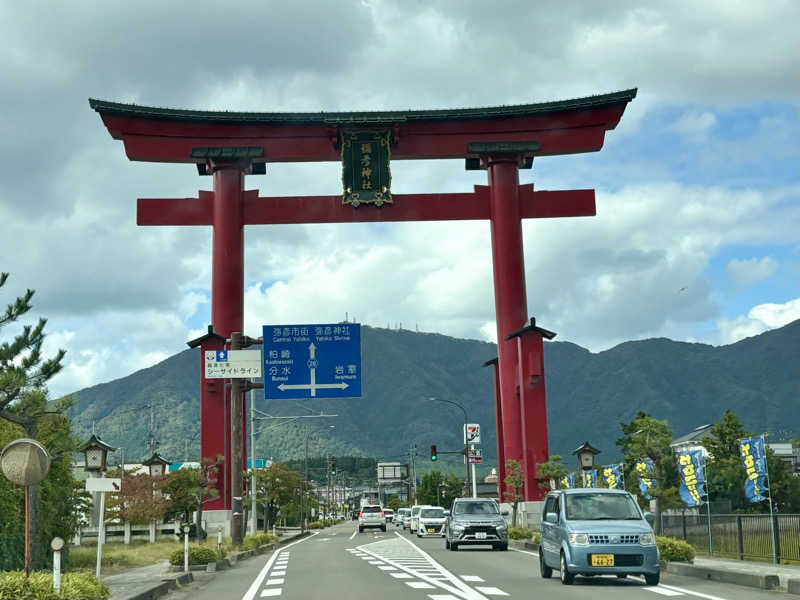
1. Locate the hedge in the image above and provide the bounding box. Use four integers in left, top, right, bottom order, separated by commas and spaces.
0, 571, 109, 600
169, 545, 226, 566
241, 533, 279, 550
508, 526, 534, 540
656, 536, 695, 563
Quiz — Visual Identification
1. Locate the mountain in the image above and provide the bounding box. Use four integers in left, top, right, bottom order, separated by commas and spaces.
64, 321, 799, 474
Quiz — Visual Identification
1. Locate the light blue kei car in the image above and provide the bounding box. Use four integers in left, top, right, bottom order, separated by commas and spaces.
539, 488, 661, 586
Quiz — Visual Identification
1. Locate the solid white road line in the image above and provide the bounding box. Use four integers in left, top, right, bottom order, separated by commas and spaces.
349, 529, 358, 540
240, 532, 318, 600
656, 583, 731, 600
460, 576, 484, 582
509, 547, 539, 557
644, 588, 683, 596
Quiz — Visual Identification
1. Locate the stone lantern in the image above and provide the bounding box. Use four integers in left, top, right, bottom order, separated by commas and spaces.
142, 452, 171, 477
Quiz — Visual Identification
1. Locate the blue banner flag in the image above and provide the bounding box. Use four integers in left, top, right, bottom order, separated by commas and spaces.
677, 449, 707, 507
635, 458, 656, 499
560, 473, 575, 489
582, 470, 597, 488
602, 463, 624, 490
739, 437, 768, 503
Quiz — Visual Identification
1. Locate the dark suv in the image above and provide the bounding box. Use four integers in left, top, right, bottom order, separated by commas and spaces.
445, 498, 508, 551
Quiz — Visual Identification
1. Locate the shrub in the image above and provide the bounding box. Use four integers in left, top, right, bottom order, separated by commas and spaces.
508, 526, 534, 540
241, 533, 279, 550
656, 536, 695, 563
308, 521, 323, 529
0, 571, 109, 600
532, 531, 541, 544
169, 545, 219, 566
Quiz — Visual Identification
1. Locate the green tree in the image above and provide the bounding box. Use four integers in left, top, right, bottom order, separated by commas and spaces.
0, 273, 67, 569
105, 471, 171, 524
701, 409, 752, 512
162, 462, 220, 537
503, 459, 524, 527
537, 455, 569, 490
616, 412, 679, 534
252, 462, 307, 530
416, 470, 444, 505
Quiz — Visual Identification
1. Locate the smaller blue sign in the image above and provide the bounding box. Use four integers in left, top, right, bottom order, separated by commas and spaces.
262, 323, 362, 400
216, 350, 228, 361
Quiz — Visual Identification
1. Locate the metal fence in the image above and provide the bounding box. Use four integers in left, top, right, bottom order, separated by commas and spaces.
661, 513, 800, 563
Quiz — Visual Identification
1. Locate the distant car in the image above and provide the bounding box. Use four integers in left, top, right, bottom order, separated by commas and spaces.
417, 506, 447, 537
396, 507, 411, 528
358, 505, 386, 533
539, 488, 660, 586
445, 498, 508, 551
408, 504, 427, 534
383, 508, 394, 523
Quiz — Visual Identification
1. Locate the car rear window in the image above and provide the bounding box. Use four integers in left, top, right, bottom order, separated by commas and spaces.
421, 508, 444, 518
361, 506, 382, 513
453, 501, 499, 515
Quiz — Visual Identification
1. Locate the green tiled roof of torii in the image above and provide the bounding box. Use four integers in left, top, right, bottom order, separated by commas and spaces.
89, 89, 636, 125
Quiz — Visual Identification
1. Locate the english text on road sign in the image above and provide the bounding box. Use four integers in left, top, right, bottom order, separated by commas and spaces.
204, 350, 262, 379
464, 423, 481, 445
85, 478, 122, 493
262, 323, 362, 399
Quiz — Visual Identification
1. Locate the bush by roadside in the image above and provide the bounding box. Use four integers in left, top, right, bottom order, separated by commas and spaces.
0, 571, 109, 600
241, 533, 279, 550
508, 526, 533, 540
657, 536, 695, 563
169, 545, 226, 566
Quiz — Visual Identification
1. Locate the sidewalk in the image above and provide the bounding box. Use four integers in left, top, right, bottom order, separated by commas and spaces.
102, 560, 194, 600
666, 554, 800, 593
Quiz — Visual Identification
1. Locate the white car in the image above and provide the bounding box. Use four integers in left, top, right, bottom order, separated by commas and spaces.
417, 506, 447, 537
409, 504, 430, 534
396, 507, 411, 527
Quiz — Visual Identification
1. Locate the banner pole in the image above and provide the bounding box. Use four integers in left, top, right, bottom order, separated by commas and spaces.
762, 434, 778, 564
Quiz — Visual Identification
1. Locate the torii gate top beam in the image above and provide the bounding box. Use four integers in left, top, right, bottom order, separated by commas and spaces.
90, 89, 636, 164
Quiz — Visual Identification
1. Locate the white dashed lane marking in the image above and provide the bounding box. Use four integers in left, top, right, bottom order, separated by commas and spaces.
350, 534, 508, 599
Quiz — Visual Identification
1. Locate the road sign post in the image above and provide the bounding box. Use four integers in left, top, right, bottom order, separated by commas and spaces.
263, 324, 362, 400
85, 477, 121, 578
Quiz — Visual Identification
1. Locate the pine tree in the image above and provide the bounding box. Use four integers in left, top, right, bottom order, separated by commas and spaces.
0, 273, 67, 569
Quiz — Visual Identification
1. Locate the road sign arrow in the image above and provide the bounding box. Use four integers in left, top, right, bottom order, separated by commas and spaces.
278, 382, 349, 392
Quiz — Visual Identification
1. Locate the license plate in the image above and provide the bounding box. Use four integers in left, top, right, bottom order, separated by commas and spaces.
591, 554, 614, 566
427, 528, 436, 533
475, 532, 487, 540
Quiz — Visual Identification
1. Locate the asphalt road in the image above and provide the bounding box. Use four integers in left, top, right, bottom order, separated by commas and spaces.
165, 521, 796, 600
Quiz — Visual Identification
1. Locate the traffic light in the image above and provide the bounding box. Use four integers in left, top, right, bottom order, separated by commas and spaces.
430, 445, 438, 461
330, 461, 337, 476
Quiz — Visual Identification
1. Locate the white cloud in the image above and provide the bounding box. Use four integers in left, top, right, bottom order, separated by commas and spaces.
726, 257, 778, 286
669, 110, 717, 143
717, 298, 800, 345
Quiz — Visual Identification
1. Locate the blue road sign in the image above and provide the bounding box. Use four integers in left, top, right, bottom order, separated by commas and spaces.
262, 323, 362, 400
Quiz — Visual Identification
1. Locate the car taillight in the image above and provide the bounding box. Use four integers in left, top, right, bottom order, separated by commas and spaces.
359, 511, 363, 518
381, 510, 385, 517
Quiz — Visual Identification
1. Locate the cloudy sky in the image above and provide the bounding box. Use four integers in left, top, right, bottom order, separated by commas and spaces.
1, 1, 797, 399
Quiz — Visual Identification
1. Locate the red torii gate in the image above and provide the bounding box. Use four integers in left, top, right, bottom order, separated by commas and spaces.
91, 89, 635, 510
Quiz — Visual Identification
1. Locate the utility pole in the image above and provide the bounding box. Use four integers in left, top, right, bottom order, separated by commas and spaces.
230, 332, 244, 546
249, 386, 257, 536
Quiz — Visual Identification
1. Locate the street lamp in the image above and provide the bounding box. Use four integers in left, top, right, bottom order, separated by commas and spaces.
142, 451, 171, 477
80, 434, 115, 473
426, 397, 470, 496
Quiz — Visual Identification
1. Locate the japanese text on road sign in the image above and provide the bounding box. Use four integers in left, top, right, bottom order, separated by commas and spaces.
205, 350, 262, 379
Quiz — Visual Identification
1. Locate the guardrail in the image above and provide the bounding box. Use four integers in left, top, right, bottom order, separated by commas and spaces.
662, 513, 800, 563
72, 521, 183, 545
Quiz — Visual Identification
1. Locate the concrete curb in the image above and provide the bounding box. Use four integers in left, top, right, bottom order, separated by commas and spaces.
121, 572, 194, 600
665, 561, 780, 590
788, 579, 800, 595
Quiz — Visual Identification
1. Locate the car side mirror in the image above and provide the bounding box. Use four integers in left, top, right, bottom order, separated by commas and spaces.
643, 512, 654, 526
501, 509, 510, 516
545, 512, 558, 524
